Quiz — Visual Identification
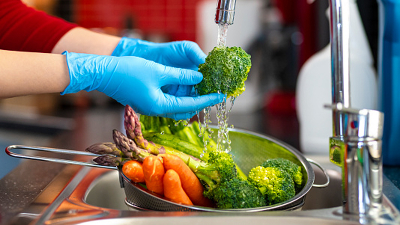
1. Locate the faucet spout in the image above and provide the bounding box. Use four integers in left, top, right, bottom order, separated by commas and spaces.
329, 0, 351, 137
215, 0, 237, 25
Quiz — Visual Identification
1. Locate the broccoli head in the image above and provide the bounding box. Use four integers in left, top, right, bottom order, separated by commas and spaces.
248, 166, 295, 205
209, 177, 266, 209
261, 158, 303, 190
196, 46, 251, 98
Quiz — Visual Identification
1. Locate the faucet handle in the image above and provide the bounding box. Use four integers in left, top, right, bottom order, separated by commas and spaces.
326, 103, 385, 216
325, 103, 384, 140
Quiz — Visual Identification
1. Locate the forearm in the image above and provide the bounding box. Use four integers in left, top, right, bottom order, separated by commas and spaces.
0, 50, 70, 98
51, 27, 122, 55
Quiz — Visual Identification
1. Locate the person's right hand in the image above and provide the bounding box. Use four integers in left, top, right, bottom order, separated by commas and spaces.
112, 38, 208, 102
61, 52, 225, 120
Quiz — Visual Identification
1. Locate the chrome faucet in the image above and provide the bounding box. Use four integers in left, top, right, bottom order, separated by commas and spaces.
215, 0, 237, 25
328, 0, 384, 218
329, 0, 351, 137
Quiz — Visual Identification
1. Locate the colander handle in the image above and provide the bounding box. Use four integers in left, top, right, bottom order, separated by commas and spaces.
307, 158, 330, 188
5, 144, 117, 170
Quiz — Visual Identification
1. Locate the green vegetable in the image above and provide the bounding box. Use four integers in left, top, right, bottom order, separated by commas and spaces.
248, 166, 296, 205
90, 105, 303, 209
196, 46, 251, 98
261, 158, 303, 190
139, 114, 247, 181
198, 138, 266, 209
124, 107, 247, 202
140, 115, 204, 147
143, 132, 205, 160
210, 177, 266, 209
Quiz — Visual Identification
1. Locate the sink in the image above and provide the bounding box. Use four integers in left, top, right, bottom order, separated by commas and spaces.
302, 165, 343, 210
84, 170, 129, 210
8, 155, 400, 225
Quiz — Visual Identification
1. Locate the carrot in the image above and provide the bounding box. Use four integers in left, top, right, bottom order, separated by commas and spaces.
163, 169, 193, 205
142, 155, 165, 195
122, 160, 145, 183
161, 154, 213, 207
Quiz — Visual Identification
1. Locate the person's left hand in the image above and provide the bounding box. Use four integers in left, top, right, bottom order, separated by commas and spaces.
112, 38, 206, 97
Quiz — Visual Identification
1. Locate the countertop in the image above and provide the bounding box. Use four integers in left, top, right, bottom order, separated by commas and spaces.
384, 167, 400, 190
0, 107, 123, 225
383, 167, 400, 210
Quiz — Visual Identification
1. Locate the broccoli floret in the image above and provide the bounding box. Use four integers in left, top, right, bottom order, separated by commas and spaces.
199, 146, 262, 209
196, 46, 251, 98
261, 158, 303, 190
210, 177, 266, 209
199, 149, 239, 197
205, 150, 237, 182
248, 166, 295, 205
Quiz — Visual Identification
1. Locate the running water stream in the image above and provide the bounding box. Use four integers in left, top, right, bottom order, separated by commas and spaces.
198, 23, 236, 154
217, 23, 229, 47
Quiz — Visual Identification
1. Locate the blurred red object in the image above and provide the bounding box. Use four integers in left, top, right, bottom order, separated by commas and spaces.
273, 0, 318, 67
264, 90, 297, 116
273, 0, 296, 25
263, 90, 300, 150
75, 0, 198, 42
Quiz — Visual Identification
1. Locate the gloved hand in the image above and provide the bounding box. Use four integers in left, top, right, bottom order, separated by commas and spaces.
112, 38, 206, 97
61, 52, 224, 120
112, 37, 205, 70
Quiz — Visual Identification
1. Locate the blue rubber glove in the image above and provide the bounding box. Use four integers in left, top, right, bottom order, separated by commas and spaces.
112, 38, 206, 97
112, 37, 205, 70
61, 52, 224, 120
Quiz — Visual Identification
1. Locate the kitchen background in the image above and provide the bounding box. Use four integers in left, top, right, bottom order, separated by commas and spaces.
0, 0, 378, 179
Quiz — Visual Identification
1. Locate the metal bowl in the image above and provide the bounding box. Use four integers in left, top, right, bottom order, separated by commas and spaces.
121, 127, 327, 212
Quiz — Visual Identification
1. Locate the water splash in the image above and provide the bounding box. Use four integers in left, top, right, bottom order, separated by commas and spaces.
199, 96, 236, 154
200, 106, 213, 158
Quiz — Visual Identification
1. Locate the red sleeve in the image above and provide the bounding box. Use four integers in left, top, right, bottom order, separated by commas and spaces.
0, 0, 78, 53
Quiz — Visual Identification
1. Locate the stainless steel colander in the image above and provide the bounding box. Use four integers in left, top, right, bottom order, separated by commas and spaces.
5, 127, 329, 212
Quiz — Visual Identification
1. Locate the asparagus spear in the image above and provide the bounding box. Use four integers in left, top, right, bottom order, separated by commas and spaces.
113, 129, 153, 162
86, 142, 124, 157
87, 140, 139, 166
124, 105, 165, 154
86, 141, 137, 160
93, 155, 129, 167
